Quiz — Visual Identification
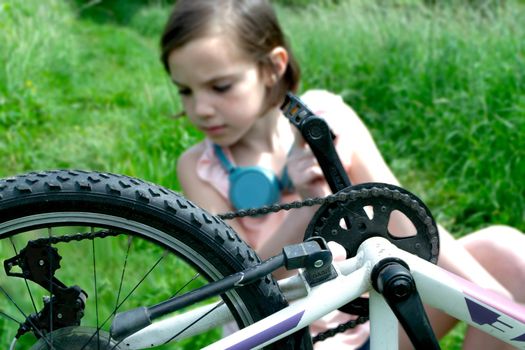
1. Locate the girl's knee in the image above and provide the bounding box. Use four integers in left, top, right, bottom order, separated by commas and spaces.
459, 225, 524, 250
477, 224, 523, 237
459, 225, 525, 280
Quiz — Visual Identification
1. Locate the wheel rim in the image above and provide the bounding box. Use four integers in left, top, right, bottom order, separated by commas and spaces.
0, 212, 252, 349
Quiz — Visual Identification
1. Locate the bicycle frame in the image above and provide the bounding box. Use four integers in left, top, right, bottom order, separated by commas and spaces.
119, 236, 525, 349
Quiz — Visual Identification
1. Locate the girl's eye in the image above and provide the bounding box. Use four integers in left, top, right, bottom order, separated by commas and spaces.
177, 87, 191, 96
213, 84, 231, 93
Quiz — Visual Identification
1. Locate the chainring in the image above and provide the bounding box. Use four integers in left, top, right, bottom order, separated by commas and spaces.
304, 182, 439, 263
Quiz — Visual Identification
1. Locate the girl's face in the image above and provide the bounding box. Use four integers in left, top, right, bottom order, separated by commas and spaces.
168, 34, 272, 146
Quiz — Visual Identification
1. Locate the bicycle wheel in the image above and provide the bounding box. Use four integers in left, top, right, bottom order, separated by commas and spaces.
0, 170, 310, 349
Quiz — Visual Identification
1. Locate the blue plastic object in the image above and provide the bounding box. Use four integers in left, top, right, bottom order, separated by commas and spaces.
213, 144, 292, 210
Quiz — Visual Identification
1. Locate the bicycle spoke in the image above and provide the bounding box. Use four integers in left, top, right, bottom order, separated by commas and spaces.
79, 234, 133, 350
0, 308, 22, 324
80, 241, 167, 350
108, 300, 226, 350
163, 300, 225, 345
0, 285, 55, 349
47, 228, 54, 343
114, 236, 133, 312
88, 228, 101, 350
171, 272, 201, 299
103, 235, 133, 349
114, 250, 168, 310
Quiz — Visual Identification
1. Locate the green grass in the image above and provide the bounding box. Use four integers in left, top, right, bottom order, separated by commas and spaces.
282, 0, 525, 235
0, 0, 524, 348
0, 0, 198, 189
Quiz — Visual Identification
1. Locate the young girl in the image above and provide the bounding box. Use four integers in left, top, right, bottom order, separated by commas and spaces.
160, 1, 525, 349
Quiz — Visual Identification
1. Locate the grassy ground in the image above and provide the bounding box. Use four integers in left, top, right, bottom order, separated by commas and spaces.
286, 0, 525, 236
1, 0, 524, 348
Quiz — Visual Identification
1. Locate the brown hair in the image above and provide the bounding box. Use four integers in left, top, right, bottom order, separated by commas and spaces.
160, 0, 301, 107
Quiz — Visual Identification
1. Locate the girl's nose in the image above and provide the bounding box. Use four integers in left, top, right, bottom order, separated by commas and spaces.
193, 92, 214, 118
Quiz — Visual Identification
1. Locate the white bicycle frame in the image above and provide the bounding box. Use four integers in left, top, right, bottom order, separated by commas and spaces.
121, 236, 525, 350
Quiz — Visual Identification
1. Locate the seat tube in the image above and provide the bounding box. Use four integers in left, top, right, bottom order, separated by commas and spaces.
370, 290, 398, 350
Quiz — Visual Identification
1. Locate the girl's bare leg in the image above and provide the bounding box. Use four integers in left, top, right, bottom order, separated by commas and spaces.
460, 225, 525, 350
400, 225, 525, 350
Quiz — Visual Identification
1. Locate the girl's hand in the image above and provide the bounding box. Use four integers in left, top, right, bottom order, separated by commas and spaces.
287, 129, 330, 199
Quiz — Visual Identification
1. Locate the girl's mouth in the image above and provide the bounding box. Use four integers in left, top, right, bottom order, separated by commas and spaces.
203, 125, 226, 136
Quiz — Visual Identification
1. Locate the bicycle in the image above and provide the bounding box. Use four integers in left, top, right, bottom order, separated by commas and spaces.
0, 94, 524, 349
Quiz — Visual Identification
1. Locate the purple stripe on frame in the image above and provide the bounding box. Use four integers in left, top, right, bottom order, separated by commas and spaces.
512, 333, 525, 342
226, 310, 305, 350
465, 298, 501, 325
447, 271, 525, 324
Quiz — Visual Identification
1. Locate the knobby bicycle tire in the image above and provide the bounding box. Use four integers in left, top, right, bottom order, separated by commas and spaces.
0, 170, 311, 349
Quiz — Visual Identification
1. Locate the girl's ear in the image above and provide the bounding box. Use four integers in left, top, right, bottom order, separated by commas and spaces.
265, 46, 289, 86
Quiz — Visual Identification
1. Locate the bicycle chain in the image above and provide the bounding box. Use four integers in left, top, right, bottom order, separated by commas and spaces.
218, 192, 349, 220
312, 315, 369, 343
218, 184, 439, 343
25, 185, 435, 344
29, 229, 122, 245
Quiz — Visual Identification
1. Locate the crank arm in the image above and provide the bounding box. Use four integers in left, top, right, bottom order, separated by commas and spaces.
372, 258, 440, 350
281, 92, 352, 192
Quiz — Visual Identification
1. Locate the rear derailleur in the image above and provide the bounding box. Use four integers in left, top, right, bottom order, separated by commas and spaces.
4, 239, 87, 339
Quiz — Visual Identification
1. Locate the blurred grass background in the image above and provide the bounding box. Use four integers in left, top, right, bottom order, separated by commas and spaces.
0, 0, 524, 348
